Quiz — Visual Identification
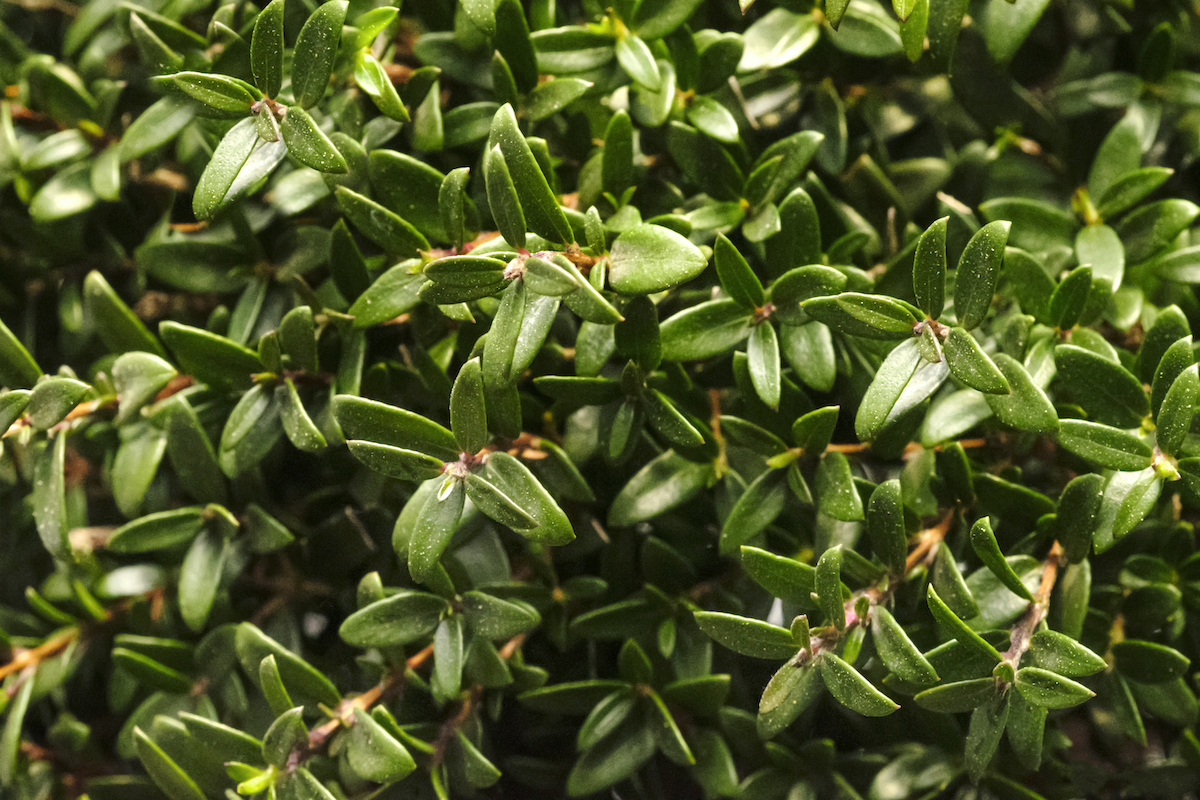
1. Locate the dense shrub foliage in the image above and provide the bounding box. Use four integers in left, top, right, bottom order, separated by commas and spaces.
3, 0, 1200, 797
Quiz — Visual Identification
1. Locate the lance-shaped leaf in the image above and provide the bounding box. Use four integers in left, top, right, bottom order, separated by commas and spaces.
277, 379, 326, 453
484, 144, 526, 249
250, 0, 284, 97
983, 353, 1059, 433
464, 472, 538, 530
867, 479, 907, 576
660, 299, 755, 361
172, 72, 256, 116
803, 292, 921, 340
483, 278, 526, 386
355, 52, 409, 122
1054, 473, 1103, 564
694, 611, 799, 659
333, 395, 458, 460
758, 659, 823, 738
451, 358, 487, 454
815, 452, 864, 521
953, 221, 1010, 330
609, 223, 709, 294
930, 541, 978, 618
280, 106, 347, 173
856, 338, 920, 441
134, 727, 205, 800
871, 606, 938, 684
969, 517, 1034, 601
792, 405, 839, 453
490, 104, 572, 244
235, 623, 340, 705
1006, 689, 1047, 771
1027, 630, 1106, 677
408, 477, 465, 579
84, 270, 167, 358
0, 317, 41, 388
714, 234, 765, 309
740, 546, 816, 606
1014, 667, 1095, 708
108, 507, 206, 552
431, 615, 464, 702
32, 435, 68, 558
1156, 363, 1198, 458
340, 590, 450, 647
964, 691, 1008, 781
747, 323, 781, 409
719, 468, 788, 555
609, 450, 713, 526
346, 440, 445, 481
819, 652, 899, 716
193, 117, 258, 220
914, 678, 996, 712
913, 216, 948, 318
483, 451, 575, 544
1094, 466, 1161, 552
943, 327, 1009, 394
1056, 419, 1152, 471
816, 545, 846, 630
1112, 640, 1191, 683
1055, 344, 1148, 428
927, 585, 1002, 664
178, 528, 228, 632
292, 0, 347, 108
336, 187, 429, 257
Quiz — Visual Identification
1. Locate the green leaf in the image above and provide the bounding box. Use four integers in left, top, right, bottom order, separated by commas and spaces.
747, 323, 781, 409
137, 240, 250, 294
602, 110, 633, 196
277, 379, 327, 453
348, 262, 424, 327
616, 33, 661, 90
292, 0, 348, 108
83, 271, 167, 358
816, 545, 846, 629
578, 690, 635, 751
192, 117, 258, 220
913, 678, 996, 712
983, 353, 1059, 433
719, 468, 788, 555
1014, 666, 1095, 708
490, 104, 572, 244
235, 623, 340, 707
609, 223, 709, 294
608, 450, 714, 526
259, 654, 295, 716
1056, 418, 1152, 471
740, 546, 817, 605
32, 434, 68, 558
408, 477, 465, 580
346, 440, 445, 481
463, 590, 539, 639
262, 707, 307, 768
660, 299, 755, 361
964, 691, 1008, 781
930, 541, 979, 618
178, 714, 262, 765
335, 186, 429, 257
484, 144, 526, 249
819, 652, 899, 716
969, 517, 1034, 601
1096, 167, 1173, 219
160, 321, 263, 389
1055, 473, 1104, 564
482, 451, 575, 544
354, 52, 409, 122
695, 611, 798, 659
333, 395, 458, 460
1055, 344, 1148, 428
944, 327, 1009, 394
280, 106, 348, 173
119, 96, 195, 162
108, 507, 205, 552
464, 472, 538, 529
1076, 225, 1124, 291
1027, 630, 1106, 677
985, 0, 1051, 65
1156, 363, 1198, 457
953, 220, 1010, 330
339, 590, 450, 647
686, 95, 739, 144
133, 727, 205, 800
0, 389, 29, 432
871, 606, 938, 684
1118, 199, 1199, 263
855, 338, 919, 442
348, 707, 416, 783
740, 9, 819, 69
815, 452, 864, 522
171, 71, 256, 116
866, 479, 907, 576
757, 659, 823, 738
803, 293, 921, 340
714, 234, 765, 309
178, 527, 227, 632
251, 0, 284, 97
1006, 689, 1047, 771
1112, 640, 1191, 683
0, 317, 41, 388
927, 585, 1002, 663
450, 358, 487, 454
523, 76, 592, 122
566, 715, 655, 796
26, 376, 89, 429
431, 615, 464, 702
913, 216, 948, 319
1094, 466, 1161, 551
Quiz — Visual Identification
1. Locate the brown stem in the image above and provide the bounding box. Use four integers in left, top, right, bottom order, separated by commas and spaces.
904, 510, 954, 574
1001, 541, 1065, 667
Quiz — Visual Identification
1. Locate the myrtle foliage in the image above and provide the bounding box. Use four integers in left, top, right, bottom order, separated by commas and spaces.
2, 0, 1200, 798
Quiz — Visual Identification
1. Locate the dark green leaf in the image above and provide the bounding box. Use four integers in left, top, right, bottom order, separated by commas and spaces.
1156, 363, 1197, 457
408, 477, 465, 580
1056, 418, 1152, 471
740, 546, 817, 606
332, 395, 457, 460
953, 220, 1010, 330
251, 0, 284, 97
83, 271, 167, 358
339, 590, 450, 647
867, 479, 907, 576
491, 104, 572, 244
1014, 667, 1095, 708
927, 585, 1002, 664
819, 652, 898, 716
1027, 630, 1106, 677
983, 353, 1059, 433
482, 451, 575, 544
133, 727, 205, 800
914, 678, 996, 712
660, 299, 754, 361
871, 606, 938, 684
608, 450, 714, 527
964, 691, 1008, 781
944, 327, 1009, 394
172, 72, 255, 116
336, 186, 430, 257
719, 468, 788, 554
346, 440, 445, 481
348, 707, 416, 783
757, 659, 822, 738
280, 106, 347, 173
969, 517, 1034, 601
803, 293, 920, 340
1112, 640, 1191, 683
815, 452, 864, 522
695, 611, 798, 659
913, 216, 947, 319
178, 528, 227, 633
292, 0, 348, 108
1055, 344, 1148, 428
816, 545, 846, 630
192, 118, 258, 220
747, 323, 781, 409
